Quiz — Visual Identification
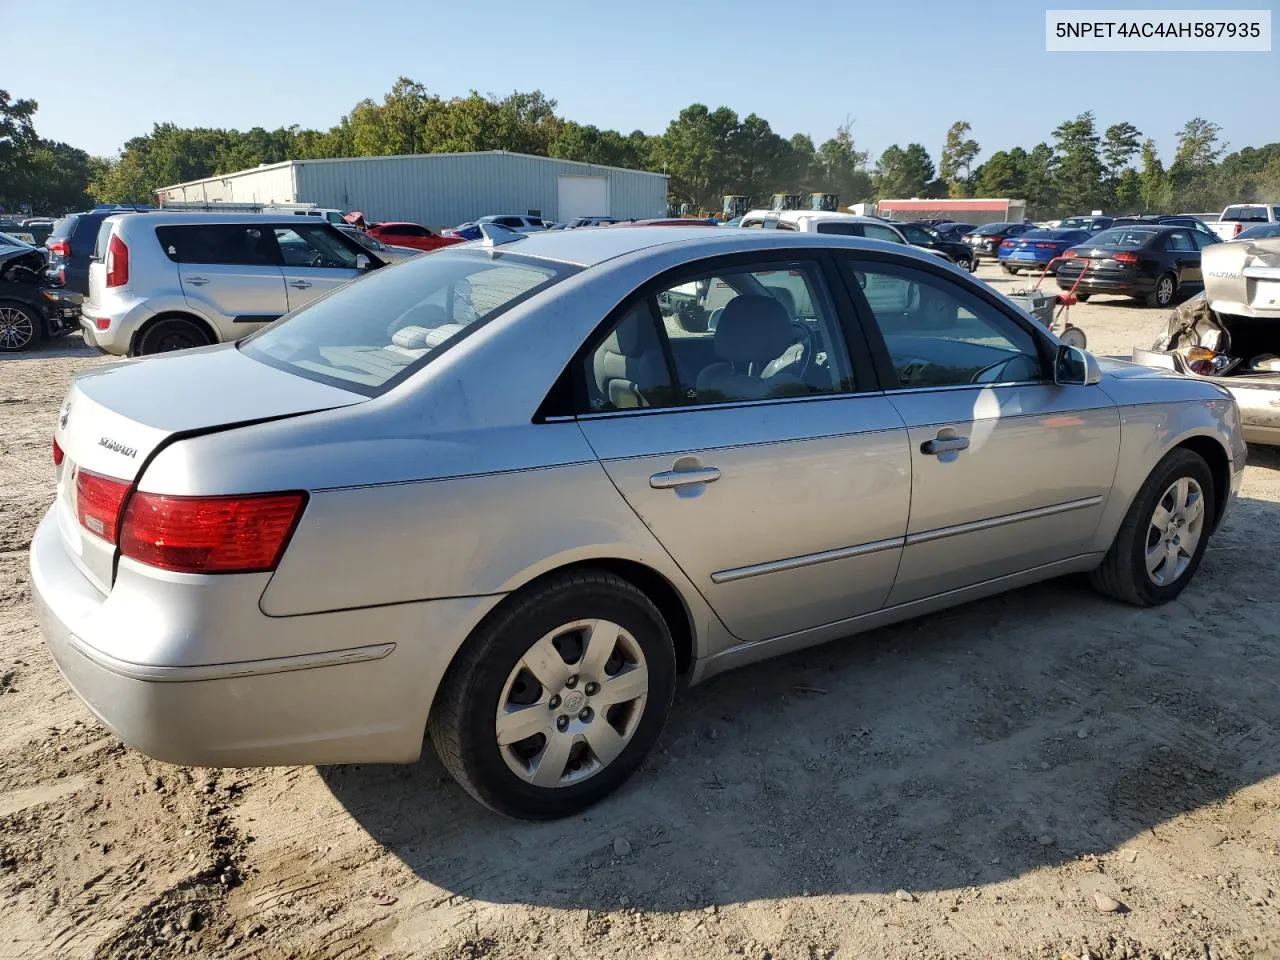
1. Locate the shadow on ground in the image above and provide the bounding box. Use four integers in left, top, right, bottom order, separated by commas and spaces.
323, 491, 1280, 912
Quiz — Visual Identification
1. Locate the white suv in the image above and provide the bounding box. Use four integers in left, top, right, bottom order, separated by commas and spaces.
81, 213, 387, 356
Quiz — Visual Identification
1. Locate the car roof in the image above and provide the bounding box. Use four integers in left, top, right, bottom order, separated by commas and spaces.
108, 212, 342, 227
459, 224, 941, 268
740, 209, 883, 224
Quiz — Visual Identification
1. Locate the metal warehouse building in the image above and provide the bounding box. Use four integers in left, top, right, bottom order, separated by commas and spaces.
154, 151, 670, 228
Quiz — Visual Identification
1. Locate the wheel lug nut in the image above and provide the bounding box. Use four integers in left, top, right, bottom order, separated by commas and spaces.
565, 675, 578, 689
579, 708, 593, 723
585, 682, 599, 696
548, 695, 561, 709
556, 716, 569, 731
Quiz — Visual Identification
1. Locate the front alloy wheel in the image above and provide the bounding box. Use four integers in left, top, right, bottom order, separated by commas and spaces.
1144, 477, 1205, 587
0, 304, 38, 352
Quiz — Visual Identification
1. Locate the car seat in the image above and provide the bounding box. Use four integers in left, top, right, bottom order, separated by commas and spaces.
695, 296, 805, 401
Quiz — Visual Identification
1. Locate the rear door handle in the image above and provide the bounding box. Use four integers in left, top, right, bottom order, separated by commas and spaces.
186, 276, 209, 286
288, 279, 312, 289
921, 430, 970, 455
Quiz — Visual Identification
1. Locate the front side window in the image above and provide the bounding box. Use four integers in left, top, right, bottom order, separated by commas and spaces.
155, 224, 275, 265
845, 259, 1044, 389
241, 250, 573, 395
581, 260, 855, 412
274, 225, 358, 269
900, 225, 936, 245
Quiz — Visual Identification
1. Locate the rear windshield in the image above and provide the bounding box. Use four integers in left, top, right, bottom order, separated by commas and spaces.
49, 215, 78, 240
971, 222, 1013, 235
1085, 227, 1158, 247
1222, 205, 1269, 222
240, 250, 576, 396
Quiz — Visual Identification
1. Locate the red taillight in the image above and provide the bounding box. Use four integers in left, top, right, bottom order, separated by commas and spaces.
1035, 242, 1057, 249
53, 438, 64, 466
1113, 252, 1139, 264
119, 492, 306, 574
1232, 223, 1242, 237
1000, 239, 1015, 248
48, 238, 70, 258
76, 470, 132, 544
57, 266, 66, 284
105, 234, 129, 288
94, 316, 110, 331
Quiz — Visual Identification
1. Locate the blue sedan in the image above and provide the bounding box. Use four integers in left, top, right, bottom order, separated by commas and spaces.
999, 229, 1093, 276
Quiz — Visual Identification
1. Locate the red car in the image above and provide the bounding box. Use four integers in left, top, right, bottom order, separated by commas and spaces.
365, 222, 465, 252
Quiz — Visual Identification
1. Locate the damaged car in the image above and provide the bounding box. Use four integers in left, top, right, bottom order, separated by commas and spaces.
1133, 235, 1280, 445
0, 236, 82, 352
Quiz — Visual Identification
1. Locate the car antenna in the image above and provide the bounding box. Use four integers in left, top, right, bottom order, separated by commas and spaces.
478, 222, 526, 249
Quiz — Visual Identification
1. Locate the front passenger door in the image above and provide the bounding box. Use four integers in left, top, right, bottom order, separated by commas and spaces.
841, 256, 1121, 605
273, 225, 365, 310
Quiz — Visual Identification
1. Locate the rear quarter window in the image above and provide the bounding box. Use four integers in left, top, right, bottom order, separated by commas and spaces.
93, 220, 115, 261
155, 224, 276, 265
49, 215, 78, 240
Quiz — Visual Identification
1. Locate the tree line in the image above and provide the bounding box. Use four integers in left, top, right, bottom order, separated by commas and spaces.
3, 80, 1279, 220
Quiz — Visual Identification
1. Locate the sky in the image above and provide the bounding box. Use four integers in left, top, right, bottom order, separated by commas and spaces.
4, 0, 1277, 167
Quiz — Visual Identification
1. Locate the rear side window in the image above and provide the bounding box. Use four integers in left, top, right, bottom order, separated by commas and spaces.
49, 216, 78, 240
155, 224, 277, 265
93, 220, 114, 261
240, 250, 574, 396
1165, 231, 1195, 252
816, 222, 863, 237
864, 224, 905, 244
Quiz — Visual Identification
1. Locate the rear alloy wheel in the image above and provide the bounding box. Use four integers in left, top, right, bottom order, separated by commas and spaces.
0, 302, 42, 352
136, 317, 211, 355
429, 570, 676, 819
1147, 273, 1177, 308
1089, 448, 1214, 606
963, 256, 977, 273
1001, 263, 1018, 275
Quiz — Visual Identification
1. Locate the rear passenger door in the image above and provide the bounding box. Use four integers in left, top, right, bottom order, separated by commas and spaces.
272, 224, 365, 310
574, 254, 912, 644
155, 224, 288, 333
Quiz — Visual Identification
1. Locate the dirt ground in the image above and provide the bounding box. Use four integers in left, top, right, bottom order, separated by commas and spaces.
3, 266, 1279, 960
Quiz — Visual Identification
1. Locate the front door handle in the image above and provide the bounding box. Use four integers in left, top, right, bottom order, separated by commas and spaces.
288, 279, 313, 289
186, 276, 209, 286
921, 429, 970, 456
650, 466, 721, 489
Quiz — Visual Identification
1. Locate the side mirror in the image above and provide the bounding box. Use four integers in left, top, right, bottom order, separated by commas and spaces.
355, 253, 371, 270
1054, 344, 1102, 386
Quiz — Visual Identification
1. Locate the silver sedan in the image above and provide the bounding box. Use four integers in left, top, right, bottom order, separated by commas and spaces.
32, 225, 1246, 819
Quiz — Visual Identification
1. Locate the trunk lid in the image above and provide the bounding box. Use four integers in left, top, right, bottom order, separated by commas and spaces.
53, 344, 366, 593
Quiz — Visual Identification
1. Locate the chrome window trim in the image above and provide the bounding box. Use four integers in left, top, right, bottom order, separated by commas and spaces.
711, 537, 905, 584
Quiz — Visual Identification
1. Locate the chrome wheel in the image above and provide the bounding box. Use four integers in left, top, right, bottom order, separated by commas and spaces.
1155, 275, 1175, 306
0, 305, 35, 351
1145, 477, 1205, 586
496, 619, 648, 788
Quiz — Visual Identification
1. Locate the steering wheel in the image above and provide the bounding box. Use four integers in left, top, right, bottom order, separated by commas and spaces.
307, 250, 325, 267
762, 320, 815, 380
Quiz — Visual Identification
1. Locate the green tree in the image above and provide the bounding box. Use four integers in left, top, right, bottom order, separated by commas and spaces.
1113, 167, 1142, 213
653, 104, 739, 211
1169, 117, 1225, 210
874, 142, 935, 198
1051, 112, 1106, 214
939, 121, 980, 196
974, 148, 1025, 197
1101, 122, 1142, 177
812, 122, 872, 204
1138, 139, 1173, 213
0, 89, 39, 209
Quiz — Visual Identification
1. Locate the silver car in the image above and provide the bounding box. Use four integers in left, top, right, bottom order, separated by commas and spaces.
32, 225, 1246, 819
81, 213, 387, 356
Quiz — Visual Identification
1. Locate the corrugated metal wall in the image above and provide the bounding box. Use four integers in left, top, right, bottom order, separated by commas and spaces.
155, 164, 297, 205
293, 153, 668, 227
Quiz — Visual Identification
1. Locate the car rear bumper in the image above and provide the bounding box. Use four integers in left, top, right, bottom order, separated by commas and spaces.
1055, 274, 1154, 295
30, 507, 500, 767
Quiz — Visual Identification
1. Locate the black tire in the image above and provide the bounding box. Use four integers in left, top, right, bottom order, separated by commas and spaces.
429, 570, 677, 820
1001, 263, 1018, 275
1146, 272, 1177, 308
1089, 448, 1214, 607
963, 257, 977, 273
0, 301, 44, 353
135, 316, 211, 356
1075, 293, 1090, 302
